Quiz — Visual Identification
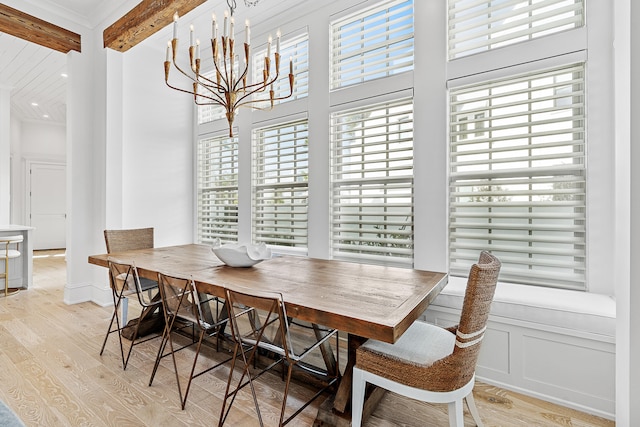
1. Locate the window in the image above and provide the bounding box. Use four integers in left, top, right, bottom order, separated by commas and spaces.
197, 135, 239, 243
331, 0, 414, 89
448, 0, 585, 59
331, 98, 414, 266
253, 32, 309, 107
449, 63, 586, 290
252, 120, 309, 249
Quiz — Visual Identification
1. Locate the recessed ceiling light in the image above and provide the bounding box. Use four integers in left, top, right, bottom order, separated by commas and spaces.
61, 73, 68, 78
43, 114, 49, 118
31, 102, 38, 106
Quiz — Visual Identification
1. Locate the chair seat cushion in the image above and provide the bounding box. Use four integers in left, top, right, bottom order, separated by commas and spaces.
139, 277, 158, 292
114, 273, 157, 293
360, 321, 455, 367
0, 250, 21, 259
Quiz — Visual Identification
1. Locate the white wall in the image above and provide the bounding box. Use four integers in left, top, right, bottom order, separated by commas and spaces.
9, 116, 22, 223
120, 41, 194, 247
0, 87, 10, 223
19, 121, 65, 160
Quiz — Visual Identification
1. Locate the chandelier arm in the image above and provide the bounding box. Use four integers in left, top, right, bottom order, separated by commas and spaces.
271, 91, 295, 102
222, 41, 234, 88
164, 80, 222, 105
232, 61, 250, 92
171, 67, 226, 104
194, 74, 227, 100
212, 54, 231, 90
170, 57, 203, 86
238, 79, 271, 91
166, 59, 227, 104
193, 95, 225, 106
195, 72, 219, 87
235, 83, 293, 110
233, 81, 275, 105
195, 83, 228, 104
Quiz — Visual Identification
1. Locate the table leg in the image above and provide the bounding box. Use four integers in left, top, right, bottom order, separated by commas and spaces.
314, 333, 389, 427
333, 334, 367, 413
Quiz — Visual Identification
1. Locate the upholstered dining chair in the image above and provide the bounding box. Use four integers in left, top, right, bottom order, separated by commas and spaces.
104, 227, 156, 324
0, 235, 23, 297
219, 284, 340, 427
352, 251, 501, 427
149, 272, 230, 410
100, 258, 163, 370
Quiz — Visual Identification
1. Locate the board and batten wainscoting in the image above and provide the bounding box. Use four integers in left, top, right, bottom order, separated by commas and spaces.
424, 277, 615, 421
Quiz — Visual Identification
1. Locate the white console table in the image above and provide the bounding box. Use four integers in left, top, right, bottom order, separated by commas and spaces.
0, 225, 34, 289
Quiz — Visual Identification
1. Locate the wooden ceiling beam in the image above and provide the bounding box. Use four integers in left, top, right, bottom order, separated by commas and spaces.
0, 4, 81, 53
104, 0, 207, 52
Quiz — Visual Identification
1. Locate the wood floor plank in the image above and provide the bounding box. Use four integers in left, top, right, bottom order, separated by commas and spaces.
0, 353, 67, 426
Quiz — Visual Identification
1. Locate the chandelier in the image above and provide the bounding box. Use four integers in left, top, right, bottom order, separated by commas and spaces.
164, 0, 294, 137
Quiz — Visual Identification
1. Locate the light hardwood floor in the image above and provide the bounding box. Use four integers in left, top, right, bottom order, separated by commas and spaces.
0, 250, 614, 427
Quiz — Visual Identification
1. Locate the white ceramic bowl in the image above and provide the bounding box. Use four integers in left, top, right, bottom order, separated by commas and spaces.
211, 239, 272, 267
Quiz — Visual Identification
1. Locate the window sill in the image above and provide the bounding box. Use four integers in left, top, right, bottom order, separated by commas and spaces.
430, 276, 616, 338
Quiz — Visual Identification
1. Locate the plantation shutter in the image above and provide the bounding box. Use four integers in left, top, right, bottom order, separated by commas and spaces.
331, 98, 414, 266
448, 0, 584, 59
197, 135, 239, 243
253, 32, 309, 107
252, 120, 309, 248
330, 0, 414, 90
449, 63, 586, 289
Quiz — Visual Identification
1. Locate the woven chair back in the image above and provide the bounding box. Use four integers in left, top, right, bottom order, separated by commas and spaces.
434, 250, 501, 391
104, 227, 154, 253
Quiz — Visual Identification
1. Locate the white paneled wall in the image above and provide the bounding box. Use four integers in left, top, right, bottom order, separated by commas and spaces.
424, 278, 616, 419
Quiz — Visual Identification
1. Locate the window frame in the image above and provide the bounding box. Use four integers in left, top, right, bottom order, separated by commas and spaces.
251, 118, 310, 252
448, 62, 587, 290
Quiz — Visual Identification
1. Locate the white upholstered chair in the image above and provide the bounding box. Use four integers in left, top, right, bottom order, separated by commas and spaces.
352, 251, 501, 427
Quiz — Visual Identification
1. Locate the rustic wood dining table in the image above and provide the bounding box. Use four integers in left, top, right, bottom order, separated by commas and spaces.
88, 243, 448, 426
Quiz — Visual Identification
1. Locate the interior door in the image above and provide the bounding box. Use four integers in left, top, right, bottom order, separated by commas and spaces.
29, 162, 66, 250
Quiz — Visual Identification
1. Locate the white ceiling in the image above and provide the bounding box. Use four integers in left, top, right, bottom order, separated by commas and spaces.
0, 31, 67, 124
0, 0, 123, 125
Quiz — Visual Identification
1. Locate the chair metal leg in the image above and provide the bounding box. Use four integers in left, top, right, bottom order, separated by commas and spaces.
181, 328, 207, 409
149, 312, 176, 386
100, 291, 127, 368
122, 306, 144, 370
219, 342, 261, 427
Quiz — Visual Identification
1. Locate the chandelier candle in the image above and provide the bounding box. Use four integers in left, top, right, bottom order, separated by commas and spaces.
164, 10, 294, 137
